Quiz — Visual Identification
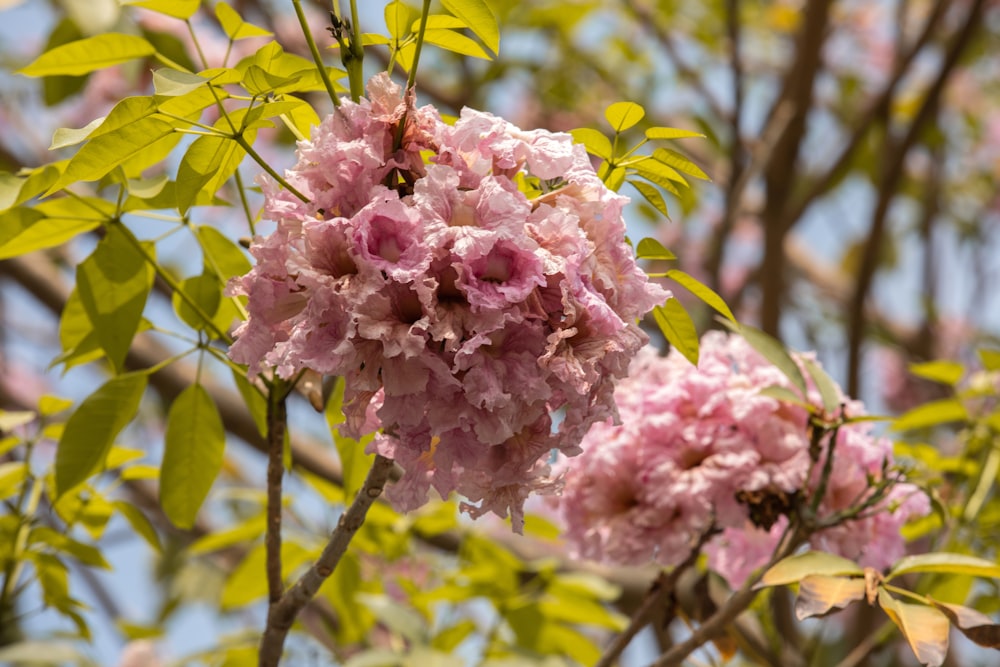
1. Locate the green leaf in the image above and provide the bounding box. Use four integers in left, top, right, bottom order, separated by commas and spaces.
630, 156, 686, 192
892, 398, 968, 432
801, 357, 842, 415
160, 384, 226, 530
197, 224, 251, 280
172, 272, 222, 332
0, 165, 61, 212
441, 0, 500, 54
978, 348, 1000, 372
606, 165, 625, 191
629, 179, 670, 217
636, 237, 676, 260
653, 299, 699, 365
887, 553, 1000, 581
653, 147, 711, 180
152, 68, 210, 96
908, 360, 965, 386
757, 551, 863, 588
0, 462, 28, 501
0, 642, 88, 664
175, 133, 248, 214
722, 321, 809, 397
55, 372, 147, 496
0, 206, 100, 260
422, 29, 492, 59
604, 101, 645, 133
645, 127, 706, 140
665, 269, 736, 323
189, 514, 266, 555
758, 385, 814, 410
18, 33, 155, 77
76, 225, 154, 373
431, 620, 477, 652
878, 589, 950, 667
113, 500, 162, 552
215, 2, 273, 40
122, 0, 200, 19
385, 0, 418, 41
50, 117, 105, 150
221, 541, 310, 609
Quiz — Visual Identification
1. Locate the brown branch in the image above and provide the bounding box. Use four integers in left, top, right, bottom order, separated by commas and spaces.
258, 454, 396, 666
846, 0, 986, 396
265, 387, 288, 606
758, 0, 834, 336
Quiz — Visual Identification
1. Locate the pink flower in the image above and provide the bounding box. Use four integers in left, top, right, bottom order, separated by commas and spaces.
230, 73, 668, 530
555, 332, 929, 584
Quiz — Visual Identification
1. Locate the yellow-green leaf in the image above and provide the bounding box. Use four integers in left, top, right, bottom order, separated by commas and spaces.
653, 147, 710, 180
175, 133, 248, 214
757, 551, 864, 588
636, 237, 677, 260
645, 127, 706, 140
801, 357, 842, 415
631, 155, 686, 191
892, 398, 968, 432
794, 575, 865, 619
160, 383, 226, 530
570, 128, 611, 160
629, 179, 670, 218
215, 2, 272, 40
122, 0, 200, 20
189, 514, 266, 555
722, 320, 808, 397
152, 68, 210, 96
887, 553, 1000, 581
604, 101, 645, 133
18, 33, 154, 77
50, 117, 104, 150
654, 299, 698, 365
113, 500, 162, 552
55, 373, 148, 497
172, 272, 222, 332
422, 29, 492, 59
75, 225, 154, 373
0, 207, 101, 260
441, 0, 500, 54
878, 589, 950, 667
666, 269, 736, 323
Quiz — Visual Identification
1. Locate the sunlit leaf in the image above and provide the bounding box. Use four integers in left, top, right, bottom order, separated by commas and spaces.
757, 385, 813, 409
152, 68, 210, 96
326, 377, 374, 498
878, 589, 950, 667
441, 0, 500, 54
76, 225, 154, 373
666, 269, 736, 323
160, 384, 226, 530
887, 553, 1000, 581
215, 2, 272, 40
927, 598, 1000, 648
0, 462, 28, 501
570, 128, 612, 160
892, 398, 968, 432
604, 101, 645, 132
654, 299, 698, 365
55, 372, 147, 496
757, 551, 864, 588
631, 155, 686, 191
172, 272, 222, 333
908, 360, 965, 386
629, 179, 670, 218
18, 33, 155, 77
0, 206, 102, 260
653, 147, 710, 180
636, 237, 677, 260
113, 500, 162, 552
189, 514, 266, 555
50, 117, 104, 150
122, 0, 200, 20
385, 0, 418, 41
423, 28, 492, 59
794, 575, 866, 619
979, 349, 1000, 372
645, 127, 706, 140
29, 525, 110, 569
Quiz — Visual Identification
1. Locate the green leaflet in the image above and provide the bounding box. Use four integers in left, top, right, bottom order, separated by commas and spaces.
654, 299, 699, 365
635, 237, 677, 260
18, 33, 155, 77
215, 2, 272, 41
422, 29, 492, 59
604, 101, 645, 132
645, 126, 706, 140
569, 128, 612, 160
892, 398, 969, 432
665, 268, 736, 323
629, 179, 670, 217
54, 372, 148, 497
0, 196, 109, 259
152, 68, 211, 97
722, 320, 809, 397
172, 272, 222, 333
75, 225, 154, 374
325, 377, 375, 498
652, 147, 711, 180
160, 383, 226, 530
121, 0, 200, 20
175, 131, 251, 214
441, 0, 500, 55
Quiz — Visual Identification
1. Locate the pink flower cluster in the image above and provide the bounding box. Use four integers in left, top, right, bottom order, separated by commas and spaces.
228, 74, 668, 531
555, 331, 929, 587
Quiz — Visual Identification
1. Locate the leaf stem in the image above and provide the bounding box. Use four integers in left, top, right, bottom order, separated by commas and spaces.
232, 133, 310, 203
291, 0, 341, 108
407, 0, 433, 91
344, 0, 365, 102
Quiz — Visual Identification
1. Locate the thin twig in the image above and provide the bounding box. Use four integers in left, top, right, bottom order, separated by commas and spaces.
258, 454, 396, 666
595, 528, 717, 667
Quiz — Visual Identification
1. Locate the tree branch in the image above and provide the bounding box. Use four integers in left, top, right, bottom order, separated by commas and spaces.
265, 385, 288, 606
258, 454, 396, 666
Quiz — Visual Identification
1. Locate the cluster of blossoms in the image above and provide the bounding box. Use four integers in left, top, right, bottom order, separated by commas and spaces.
229, 74, 668, 531
555, 331, 930, 587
